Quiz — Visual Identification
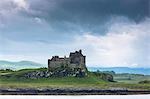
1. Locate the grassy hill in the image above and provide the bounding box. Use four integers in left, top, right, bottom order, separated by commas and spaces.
114, 73, 150, 84
0, 68, 150, 90
0, 60, 46, 70
0, 68, 108, 89
88, 67, 150, 75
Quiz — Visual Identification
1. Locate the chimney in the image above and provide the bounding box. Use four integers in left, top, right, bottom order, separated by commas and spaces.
79, 49, 82, 54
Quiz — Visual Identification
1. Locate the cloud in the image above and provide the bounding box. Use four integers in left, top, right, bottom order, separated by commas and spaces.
0, 0, 149, 43
25, 0, 149, 22
0, 16, 149, 67
0, 1, 149, 68
13, 0, 29, 10
34, 17, 43, 24
0, 0, 29, 29
0, 0, 29, 15
72, 17, 150, 67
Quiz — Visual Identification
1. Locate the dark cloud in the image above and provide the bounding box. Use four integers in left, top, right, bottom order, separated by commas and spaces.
28, 0, 149, 22
1, 0, 149, 43
0, 0, 150, 66
24, 0, 149, 35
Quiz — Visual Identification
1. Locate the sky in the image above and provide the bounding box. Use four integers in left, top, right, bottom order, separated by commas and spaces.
0, 0, 150, 67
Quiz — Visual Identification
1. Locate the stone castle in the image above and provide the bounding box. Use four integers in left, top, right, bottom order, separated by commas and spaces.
48, 50, 87, 72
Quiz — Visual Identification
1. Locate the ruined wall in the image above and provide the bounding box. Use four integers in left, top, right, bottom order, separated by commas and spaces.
48, 50, 86, 71
48, 58, 69, 71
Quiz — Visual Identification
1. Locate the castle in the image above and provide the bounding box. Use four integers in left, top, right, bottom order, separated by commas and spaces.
48, 50, 87, 72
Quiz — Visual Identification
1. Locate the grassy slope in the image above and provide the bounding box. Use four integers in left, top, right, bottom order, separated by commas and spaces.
0, 68, 150, 90
114, 74, 150, 84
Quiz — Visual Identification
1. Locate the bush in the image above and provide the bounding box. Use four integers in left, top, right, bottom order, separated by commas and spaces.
92, 72, 114, 82
139, 80, 150, 84
0, 68, 14, 72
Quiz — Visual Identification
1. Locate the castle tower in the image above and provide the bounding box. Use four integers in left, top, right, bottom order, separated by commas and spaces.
48, 50, 86, 71
69, 50, 86, 71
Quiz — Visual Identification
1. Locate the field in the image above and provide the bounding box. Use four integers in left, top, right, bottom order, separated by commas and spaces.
114, 73, 150, 84
0, 68, 150, 91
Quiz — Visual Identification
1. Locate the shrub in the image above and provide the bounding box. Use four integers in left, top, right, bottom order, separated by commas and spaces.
139, 80, 150, 84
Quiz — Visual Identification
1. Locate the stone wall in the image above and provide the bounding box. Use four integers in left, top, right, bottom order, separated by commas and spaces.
48, 58, 69, 71
48, 50, 87, 72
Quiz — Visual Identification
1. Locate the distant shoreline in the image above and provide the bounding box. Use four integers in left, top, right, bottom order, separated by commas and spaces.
0, 88, 150, 95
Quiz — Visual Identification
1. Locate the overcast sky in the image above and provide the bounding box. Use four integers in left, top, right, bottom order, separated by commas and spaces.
0, 0, 150, 67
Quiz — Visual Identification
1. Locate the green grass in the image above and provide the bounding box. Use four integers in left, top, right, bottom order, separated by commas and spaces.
0, 75, 107, 89
114, 74, 150, 84
0, 68, 150, 90
0, 68, 47, 77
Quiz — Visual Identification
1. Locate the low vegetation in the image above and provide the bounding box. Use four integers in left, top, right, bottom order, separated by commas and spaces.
0, 68, 150, 90
139, 80, 150, 84
114, 73, 150, 84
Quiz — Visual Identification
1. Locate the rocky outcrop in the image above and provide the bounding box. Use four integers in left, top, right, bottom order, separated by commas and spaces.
92, 72, 114, 82
24, 68, 87, 79
101, 73, 113, 82
24, 71, 50, 79
1, 88, 150, 95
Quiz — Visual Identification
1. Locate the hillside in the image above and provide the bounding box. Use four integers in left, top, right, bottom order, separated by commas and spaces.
0, 68, 112, 89
0, 60, 46, 70
88, 67, 150, 75
0, 68, 150, 91
1, 60, 150, 75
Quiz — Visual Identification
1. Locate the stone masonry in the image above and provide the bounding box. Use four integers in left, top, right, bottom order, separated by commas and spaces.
48, 50, 87, 72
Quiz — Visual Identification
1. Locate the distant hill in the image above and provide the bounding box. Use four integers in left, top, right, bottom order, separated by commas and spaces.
88, 67, 150, 75
0, 60, 46, 70
1, 60, 150, 75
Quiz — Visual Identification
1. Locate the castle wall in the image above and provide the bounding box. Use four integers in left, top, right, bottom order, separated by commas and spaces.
48, 58, 69, 71
48, 50, 86, 71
